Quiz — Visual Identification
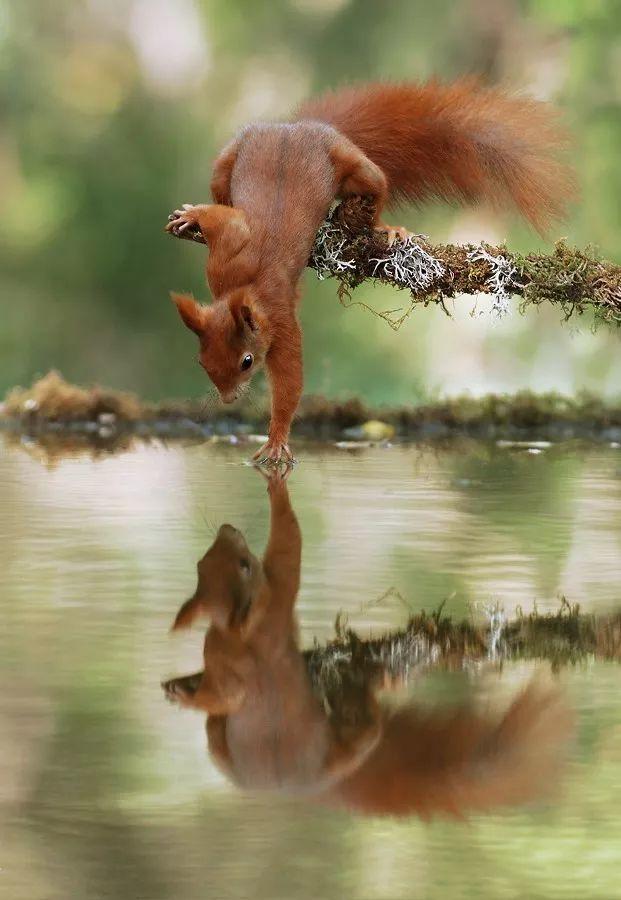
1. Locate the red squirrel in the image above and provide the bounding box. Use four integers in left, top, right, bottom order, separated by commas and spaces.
163, 468, 383, 792
166, 80, 573, 463
163, 468, 572, 817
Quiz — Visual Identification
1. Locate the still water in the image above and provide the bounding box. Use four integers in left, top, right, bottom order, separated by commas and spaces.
1, 438, 620, 899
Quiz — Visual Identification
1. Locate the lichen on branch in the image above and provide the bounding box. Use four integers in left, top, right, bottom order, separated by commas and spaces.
309, 198, 621, 329
303, 597, 621, 695
169, 197, 621, 329
158, 599, 621, 710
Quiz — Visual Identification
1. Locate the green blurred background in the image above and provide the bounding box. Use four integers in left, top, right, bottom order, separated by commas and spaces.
1, 0, 620, 406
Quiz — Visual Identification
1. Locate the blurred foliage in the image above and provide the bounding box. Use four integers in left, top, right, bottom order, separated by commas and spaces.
1, 0, 620, 404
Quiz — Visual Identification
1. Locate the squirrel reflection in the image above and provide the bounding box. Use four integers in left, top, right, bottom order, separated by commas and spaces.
163, 468, 571, 818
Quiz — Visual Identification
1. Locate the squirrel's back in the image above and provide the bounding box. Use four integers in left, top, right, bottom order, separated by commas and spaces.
296, 79, 575, 233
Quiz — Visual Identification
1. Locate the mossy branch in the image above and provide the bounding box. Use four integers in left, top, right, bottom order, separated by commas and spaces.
170, 197, 621, 330
303, 598, 621, 695
162, 600, 621, 711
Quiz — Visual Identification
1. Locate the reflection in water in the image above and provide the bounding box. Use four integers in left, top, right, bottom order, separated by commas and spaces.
3, 442, 621, 898
163, 467, 572, 819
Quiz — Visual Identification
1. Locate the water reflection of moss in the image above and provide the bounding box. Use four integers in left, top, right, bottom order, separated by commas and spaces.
305, 600, 621, 695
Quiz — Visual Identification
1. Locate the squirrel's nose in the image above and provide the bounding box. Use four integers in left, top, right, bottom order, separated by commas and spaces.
220, 390, 238, 404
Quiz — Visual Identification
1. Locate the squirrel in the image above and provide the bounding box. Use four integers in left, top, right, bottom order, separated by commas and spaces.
166, 79, 574, 463
162, 467, 572, 817
163, 467, 383, 792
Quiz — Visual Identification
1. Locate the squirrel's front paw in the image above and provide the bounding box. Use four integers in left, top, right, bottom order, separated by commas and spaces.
252, 439, 295, 467
255, 460, 294, 487
162, 676, 197, 707
165, 203, 205, 237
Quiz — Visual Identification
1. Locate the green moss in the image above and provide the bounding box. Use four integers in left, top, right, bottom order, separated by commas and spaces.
305, 199, 621, 328
518, 242, 621, 326
303, 600, 621, 699
163, 601, 621, 718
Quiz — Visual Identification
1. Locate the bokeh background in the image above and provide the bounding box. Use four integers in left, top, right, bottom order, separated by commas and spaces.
2, 0, 620, 405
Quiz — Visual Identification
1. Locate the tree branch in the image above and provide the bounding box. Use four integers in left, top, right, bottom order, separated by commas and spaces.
303, 599, 621, 696
161, 600, 621, 709
169, 197, 621, 329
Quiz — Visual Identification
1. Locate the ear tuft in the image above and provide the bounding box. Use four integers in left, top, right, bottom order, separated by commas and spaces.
171, 292, 206, 337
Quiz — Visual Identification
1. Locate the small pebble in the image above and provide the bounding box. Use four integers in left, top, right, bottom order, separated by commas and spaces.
335, 440, 373, 450
343, 420, 395, 442
496, 440, 552, 449
209, 434, 239, 445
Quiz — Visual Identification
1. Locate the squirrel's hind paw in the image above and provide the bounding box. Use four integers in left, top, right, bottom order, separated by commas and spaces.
374, 222, 413, 246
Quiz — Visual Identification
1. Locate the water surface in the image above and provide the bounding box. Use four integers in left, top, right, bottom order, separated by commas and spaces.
1, 439, 620, 899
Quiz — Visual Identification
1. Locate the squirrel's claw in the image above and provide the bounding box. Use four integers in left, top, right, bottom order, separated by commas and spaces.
162, 677, 194, 707
252, 440, 295, 467
254, 461, 294, 485
165, 204, 201, 235
374, 222, 413, 246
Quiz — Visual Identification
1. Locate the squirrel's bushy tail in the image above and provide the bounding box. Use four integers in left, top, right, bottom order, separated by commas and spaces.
296, 80, 575, 233
331, 682, 573, 818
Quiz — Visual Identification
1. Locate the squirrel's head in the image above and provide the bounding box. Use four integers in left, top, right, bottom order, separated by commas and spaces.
171, 289, 268, 404
172, 524, 264, 632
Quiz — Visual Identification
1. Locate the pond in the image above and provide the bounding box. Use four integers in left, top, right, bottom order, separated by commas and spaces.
1, 438, 620, 899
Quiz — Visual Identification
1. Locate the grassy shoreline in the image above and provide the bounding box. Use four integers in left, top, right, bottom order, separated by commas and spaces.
2, 371, 621, 454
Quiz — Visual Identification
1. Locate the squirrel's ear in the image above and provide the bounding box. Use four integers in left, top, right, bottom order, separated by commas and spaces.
171, 595, 204, 631
171, 292, 207, 336
228, 292, 258, 333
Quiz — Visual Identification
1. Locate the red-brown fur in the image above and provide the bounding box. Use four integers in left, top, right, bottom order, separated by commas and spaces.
167, 80, 574, 462
329, 684, 572, 818
297, 79, 574, 231
163, 471, 384, 792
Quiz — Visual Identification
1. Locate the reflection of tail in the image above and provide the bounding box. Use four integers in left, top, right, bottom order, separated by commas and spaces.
331, 683, 572, 818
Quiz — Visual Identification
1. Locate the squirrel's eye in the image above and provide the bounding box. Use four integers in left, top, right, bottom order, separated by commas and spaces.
240, 353, 253, 372
240, 557, 251, 573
